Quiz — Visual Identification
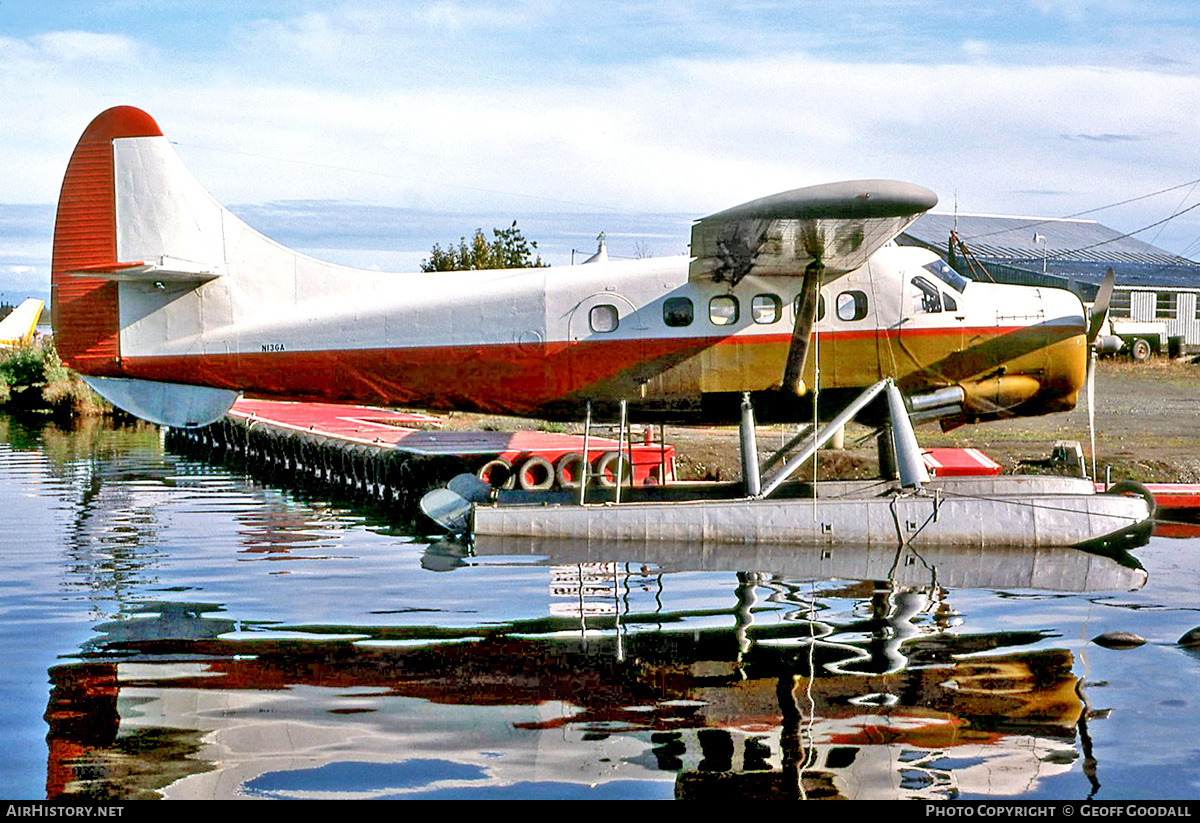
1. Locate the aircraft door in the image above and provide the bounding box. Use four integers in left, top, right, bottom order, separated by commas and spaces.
566, 292, 647, 400
898, 274, 965, 381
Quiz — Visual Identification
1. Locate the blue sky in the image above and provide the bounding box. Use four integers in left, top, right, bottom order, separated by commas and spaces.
4, 1, 1200, 302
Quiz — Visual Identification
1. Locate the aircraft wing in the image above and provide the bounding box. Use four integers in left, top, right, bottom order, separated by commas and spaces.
690, 179, 937, 284
0, 298, 45, 348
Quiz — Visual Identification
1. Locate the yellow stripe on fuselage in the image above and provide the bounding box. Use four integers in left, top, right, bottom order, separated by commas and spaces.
637, 323, 1086, 413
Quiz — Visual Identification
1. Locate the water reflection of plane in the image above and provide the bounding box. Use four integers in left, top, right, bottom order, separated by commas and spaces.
46, 644, 1085, 800
44, 541, 1139, 800
466, 536, 1147, 594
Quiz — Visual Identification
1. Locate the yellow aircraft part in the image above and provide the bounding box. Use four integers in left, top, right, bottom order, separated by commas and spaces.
0, 299, 44, 349
637, 323, 1086, 418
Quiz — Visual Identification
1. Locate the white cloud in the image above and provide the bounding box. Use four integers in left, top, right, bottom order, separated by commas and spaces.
6, 4, 1200, 259
960, 39, 991, 60
33, 30, 144, 63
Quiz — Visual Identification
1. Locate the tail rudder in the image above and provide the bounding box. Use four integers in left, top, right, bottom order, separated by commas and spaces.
51, 107, 242, 428
51, 106, 163, 374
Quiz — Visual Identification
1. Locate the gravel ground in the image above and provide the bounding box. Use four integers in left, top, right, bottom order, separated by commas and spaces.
921, 357, 1200, 482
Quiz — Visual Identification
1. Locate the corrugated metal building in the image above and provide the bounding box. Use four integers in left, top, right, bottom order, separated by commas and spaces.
900, 213, 1200, 347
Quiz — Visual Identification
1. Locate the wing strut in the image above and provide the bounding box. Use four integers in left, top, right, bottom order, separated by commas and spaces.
782, 260, 823, 394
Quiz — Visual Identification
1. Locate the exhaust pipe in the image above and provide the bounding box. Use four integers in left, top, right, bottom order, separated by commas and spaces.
909, 386, 966, 413
907, 386, 965, 425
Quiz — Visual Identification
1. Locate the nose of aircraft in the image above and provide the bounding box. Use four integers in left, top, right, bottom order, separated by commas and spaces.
1038, 287, 1089, 412
1045, 286, 1089, 331
954, 282, 1089, 421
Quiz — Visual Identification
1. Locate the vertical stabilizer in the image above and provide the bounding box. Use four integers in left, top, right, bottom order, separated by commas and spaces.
51, 106, 163, 375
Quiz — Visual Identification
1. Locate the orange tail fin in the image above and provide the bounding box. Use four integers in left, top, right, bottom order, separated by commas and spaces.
51, 106, 162, 375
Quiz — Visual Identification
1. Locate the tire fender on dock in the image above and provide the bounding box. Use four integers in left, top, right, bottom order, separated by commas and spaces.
478, 458, 516, 490
1104, 479, 1156, 517
595, 451, 633, 487
555, 453, 585, 489
517, 455, 555, 491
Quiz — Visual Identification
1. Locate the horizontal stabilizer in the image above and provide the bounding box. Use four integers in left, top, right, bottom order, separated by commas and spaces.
65, 257, 224, 285
82, 376, 239, 428
690, 179, 937, 283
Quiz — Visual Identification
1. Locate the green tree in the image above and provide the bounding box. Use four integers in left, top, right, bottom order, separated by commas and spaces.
421, 221, 548, 271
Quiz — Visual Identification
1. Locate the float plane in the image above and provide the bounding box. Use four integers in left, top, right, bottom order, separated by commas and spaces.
52, 107, 1154, 552
52, 107, 1096, 430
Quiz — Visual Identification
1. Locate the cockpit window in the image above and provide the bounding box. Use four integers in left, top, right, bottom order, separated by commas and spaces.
911, 276, 942, 314
922, 259, 969, 292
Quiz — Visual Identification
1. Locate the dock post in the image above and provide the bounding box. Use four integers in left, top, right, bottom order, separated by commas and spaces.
579, 401, 592, 506
616, 399, 628, 504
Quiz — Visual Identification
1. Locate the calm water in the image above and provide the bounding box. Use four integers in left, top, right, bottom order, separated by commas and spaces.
3, 414, 1200, 801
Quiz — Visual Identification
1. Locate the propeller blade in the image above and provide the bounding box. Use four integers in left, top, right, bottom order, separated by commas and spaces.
782, 261, 823, 393
1087, 267, 1115, 343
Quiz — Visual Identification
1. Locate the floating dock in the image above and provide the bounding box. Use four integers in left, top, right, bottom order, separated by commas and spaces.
165, 398, 676, 514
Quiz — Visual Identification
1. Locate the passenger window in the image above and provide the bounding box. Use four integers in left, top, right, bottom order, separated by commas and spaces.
589, 304, 619, 333
752, 294, 781, 324
792, 294, 826, 322
836, 290, 868, 322
911, 277, 942, 314
709, 295, 739, 326
663, 296, 693, 327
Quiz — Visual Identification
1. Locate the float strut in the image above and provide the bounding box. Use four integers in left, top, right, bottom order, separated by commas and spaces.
740, 393, 762, 497
886, 382, 930, 489
759, 378, 890, 499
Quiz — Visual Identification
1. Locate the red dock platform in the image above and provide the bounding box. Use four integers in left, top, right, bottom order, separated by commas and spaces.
1094, 482, 1200, 516
921, 448, 1002, 477
229, 398, 676, 489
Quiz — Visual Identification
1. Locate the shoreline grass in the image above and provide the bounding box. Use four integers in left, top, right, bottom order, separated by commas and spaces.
0, 337, 110, 419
